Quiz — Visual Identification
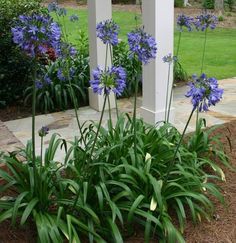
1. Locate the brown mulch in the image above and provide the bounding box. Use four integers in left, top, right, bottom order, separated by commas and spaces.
0, 104, 33, 122
184, 120, 236, 243
0, 120, 236, 242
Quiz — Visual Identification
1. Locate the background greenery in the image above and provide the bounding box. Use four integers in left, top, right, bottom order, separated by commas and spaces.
1, 2, 236, 111
55, 8, 236, 80
0, 0, 43, 107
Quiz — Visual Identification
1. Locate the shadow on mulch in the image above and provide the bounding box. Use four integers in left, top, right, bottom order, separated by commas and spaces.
0, 120, 236, 242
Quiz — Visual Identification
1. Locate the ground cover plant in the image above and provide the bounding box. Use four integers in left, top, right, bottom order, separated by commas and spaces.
0, 2, 233, 242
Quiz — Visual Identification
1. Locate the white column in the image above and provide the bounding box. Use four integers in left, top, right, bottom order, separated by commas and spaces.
141, 0, 174, 125
88, 0, 115, 111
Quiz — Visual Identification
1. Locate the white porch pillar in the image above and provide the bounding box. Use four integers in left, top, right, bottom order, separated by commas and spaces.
141, 0, 174, 124
88, 0, 115, 111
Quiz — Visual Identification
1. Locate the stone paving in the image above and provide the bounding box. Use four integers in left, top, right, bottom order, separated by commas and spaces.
0, 120, 23, 153
1, 78, 236, 161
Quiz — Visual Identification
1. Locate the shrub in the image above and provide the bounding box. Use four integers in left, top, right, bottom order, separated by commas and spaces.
225, 0, 235, 11
175, 0, 184, 7
0, 0, 44, 107
218, 15, 224, 21
203, 0, 215, 9
113, 41, 142, 97
24, 52, 90, 113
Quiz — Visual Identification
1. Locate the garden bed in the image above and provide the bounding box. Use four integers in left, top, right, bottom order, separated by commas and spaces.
0, 119, 235, 242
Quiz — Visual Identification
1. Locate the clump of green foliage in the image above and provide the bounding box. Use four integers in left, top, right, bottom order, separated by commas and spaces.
0, 0, 43, 107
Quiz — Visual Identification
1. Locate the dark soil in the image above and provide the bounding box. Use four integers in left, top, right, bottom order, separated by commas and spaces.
0, 120, 236, 242
0, 104, 33, 122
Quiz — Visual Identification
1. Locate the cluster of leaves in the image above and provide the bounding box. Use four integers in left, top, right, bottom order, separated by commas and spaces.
0, 0, 44, 107
113, 41, 142, 97
0, 115, 230, 242
174, 0, 184, 7
203, 0, 215, 9
224, 0, 236, 11
24, 50, 90, 113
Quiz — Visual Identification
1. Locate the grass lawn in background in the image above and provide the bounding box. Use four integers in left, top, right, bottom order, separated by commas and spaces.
53, 8, 236, 80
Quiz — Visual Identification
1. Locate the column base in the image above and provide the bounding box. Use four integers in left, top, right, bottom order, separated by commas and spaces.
140, 106, 175, 125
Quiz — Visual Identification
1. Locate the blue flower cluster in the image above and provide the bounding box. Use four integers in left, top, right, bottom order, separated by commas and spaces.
57, 42, 77, 58
48, 2, 79, 21
57, 67, 76, 82
195, 14, 218, 31
176, 13, 218, 32
11, 14, 61, 58
96, 19, 119, 46
38, 126, 49, 137
90, 66, 126, 96
127, 28, 157, 64
35, 74, 52, 90
177, 14, 194, 32
69, 14, 79, 22
48, 2, 67, 16
162, 53, 178, 64
186, 73, 223, 112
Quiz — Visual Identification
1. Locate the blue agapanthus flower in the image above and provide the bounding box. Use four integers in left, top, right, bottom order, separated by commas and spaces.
177, 14, 194, 32
57, 69, 66, 81
194, 13, 218, 31
162, 53, 178, 64
48, 1, 67, 16
47, 2, 58, 12
69, 14, 79, 22
38, 126, 49, 137
44, 74, 52, 85
57, 66, 76, 82
185, 73, 223, 112
127, 28, 157, 64
96, 19, 119, 46
35, 80, 43, 90
90, 66, 126, 96
11, 14, 61, 58
57, 42, 77, 58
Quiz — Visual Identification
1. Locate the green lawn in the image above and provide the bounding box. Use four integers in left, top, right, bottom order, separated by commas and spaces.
54, 8, 236, 79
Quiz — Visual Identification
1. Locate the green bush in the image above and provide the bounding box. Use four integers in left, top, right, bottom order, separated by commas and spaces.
225, 0, 235, 11
0, 0, 44, 107
113, 41, 142, 97
203, 0, 215, 9
24, 51, 90, 113
175, 0, 184, 7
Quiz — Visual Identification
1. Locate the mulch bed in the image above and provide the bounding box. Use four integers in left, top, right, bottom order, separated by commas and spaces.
0, 120, 236, 242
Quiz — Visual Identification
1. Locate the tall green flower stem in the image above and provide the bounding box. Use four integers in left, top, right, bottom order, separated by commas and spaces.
68, 79, 86, 145
105, 44, 113, 128
165, 63, 171, 123
164, 107, 196, 184
133, 73, 139, 165
132, 59, 142, 165
176, 31, 182, 58
65, 58, 86, 146
40, 136, 44, 167
90, 94, 107, 157
196, 29, 208, 128
31, 67, 37, 165
58, 14, 86, 145
109, 43, 119, 119
200, 29, 208, 74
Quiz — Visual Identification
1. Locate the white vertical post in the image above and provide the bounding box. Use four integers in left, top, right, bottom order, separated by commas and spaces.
88, 0, 115, 111
141, 0, 174, 124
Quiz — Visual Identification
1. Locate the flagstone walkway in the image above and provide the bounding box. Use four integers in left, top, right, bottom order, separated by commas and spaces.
1, 78, 235, 161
